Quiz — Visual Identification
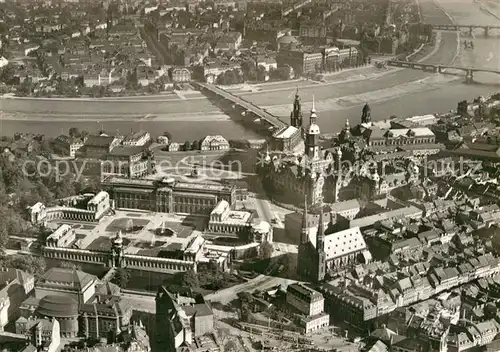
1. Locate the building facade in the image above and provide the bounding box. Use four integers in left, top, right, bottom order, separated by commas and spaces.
103, 177, 236, 215
259, 95, 339, 207
286, 283, 330, 334
53, 135, 84, 158
122, 131, 151, 147
297, 201, 372, 282
19, 268, 132, 340
207, 200, 253, 234
0, 269, 35, 331
156, 286, 215, 352
46, 224, 76, 248
200, 135, 230, 151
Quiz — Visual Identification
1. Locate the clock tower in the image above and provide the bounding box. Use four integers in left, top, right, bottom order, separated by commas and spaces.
305, 96, 320, 160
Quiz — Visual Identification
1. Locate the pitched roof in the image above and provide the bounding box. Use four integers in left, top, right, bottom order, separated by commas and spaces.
84, 135, 116, 147
323, 227, 368, 261
38, 268, 96, 290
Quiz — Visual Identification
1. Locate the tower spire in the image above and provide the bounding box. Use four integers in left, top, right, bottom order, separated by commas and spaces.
291, 86, 303, 128
305, 96, 320, 160
317, 204, 325, 251
301, 195, 308, 244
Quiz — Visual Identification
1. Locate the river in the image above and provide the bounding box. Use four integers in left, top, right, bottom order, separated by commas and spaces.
0, 0, 499, 139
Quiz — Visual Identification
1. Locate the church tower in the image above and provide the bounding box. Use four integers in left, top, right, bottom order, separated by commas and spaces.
305, 96, 321, 160
334, 148, 342, 203
339, 119, 351, 143
361, 103, 372, 125
315, 206, 327, 282
300, 196, 309, 245
297, 195, 312, 279
290, 88, 303, 128
110, 231, 124, 268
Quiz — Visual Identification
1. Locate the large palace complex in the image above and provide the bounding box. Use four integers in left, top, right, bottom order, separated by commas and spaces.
102, 177, 236, 214
24, 89, 444, 285
259, 91, 443, 207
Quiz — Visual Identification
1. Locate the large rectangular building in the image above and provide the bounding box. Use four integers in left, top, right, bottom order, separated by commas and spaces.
102, 177, 236, 215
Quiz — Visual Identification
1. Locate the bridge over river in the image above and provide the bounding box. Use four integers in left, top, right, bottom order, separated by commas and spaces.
431, 23, 500, 36
387, 60, 500, 83
193, 82, 287, 130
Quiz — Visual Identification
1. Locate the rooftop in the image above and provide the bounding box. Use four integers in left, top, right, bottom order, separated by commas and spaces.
38, 268, 96, 290
273, 125, 299, 139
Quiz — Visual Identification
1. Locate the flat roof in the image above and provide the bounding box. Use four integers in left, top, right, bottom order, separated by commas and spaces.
389, 128, 435, 138
104, 177, 154, 187
219, 210, 252, 225
174, 182, 231, 192
350, 206, 423, 228
330, 199, 361, 213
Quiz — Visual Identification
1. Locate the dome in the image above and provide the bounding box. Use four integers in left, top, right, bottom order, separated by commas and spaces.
165, 177, 175, 184
308, 123, 320, 134
38, 295, 79, 318
252, 220, 271, 234
277, 34, 298, 45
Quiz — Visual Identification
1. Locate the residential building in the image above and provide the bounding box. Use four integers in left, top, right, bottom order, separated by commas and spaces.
53, 135, 84, 158
15, 317, 60, 352
200, 135, 229, 151
156, 286, 216, 352
171, 68, 191, 83
286, 284, 330, 334
286, 283, 324, 316
122, 131, 151, 147
0, 269, 35, 331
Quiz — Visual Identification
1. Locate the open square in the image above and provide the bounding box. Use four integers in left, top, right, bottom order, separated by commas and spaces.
105, 218, 151, 233
162, 222, 194, 238
87, 236, 132, 251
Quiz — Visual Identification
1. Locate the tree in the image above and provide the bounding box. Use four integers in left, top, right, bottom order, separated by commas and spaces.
241, 60, 257, 81
216, 69, 243, 85
0, 64, 15, 85
0, 255, 47, 278
126, 69, 138, 90
54, 178, 76, 199
256, 65, 266, 81
17, 78, 34, 96
0, 223, 8, 249
181, 269, 199, 288
111, 268, 131, 288
457, 100, 468, 116
270, 66, 290, 81
224, 341, 238, 352
69, 127, 80, 138
183, 140, 191, 151
191, 140, 200, 151
40, 139, 53, 154
260, 242, 273, 259
191, 65, 205, 82
163, 131, 172, 140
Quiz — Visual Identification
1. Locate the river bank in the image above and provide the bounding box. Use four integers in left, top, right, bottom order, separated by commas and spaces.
0, 0, 498, 139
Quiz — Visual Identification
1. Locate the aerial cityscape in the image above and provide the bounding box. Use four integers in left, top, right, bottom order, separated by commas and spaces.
0, 0, 499, 351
